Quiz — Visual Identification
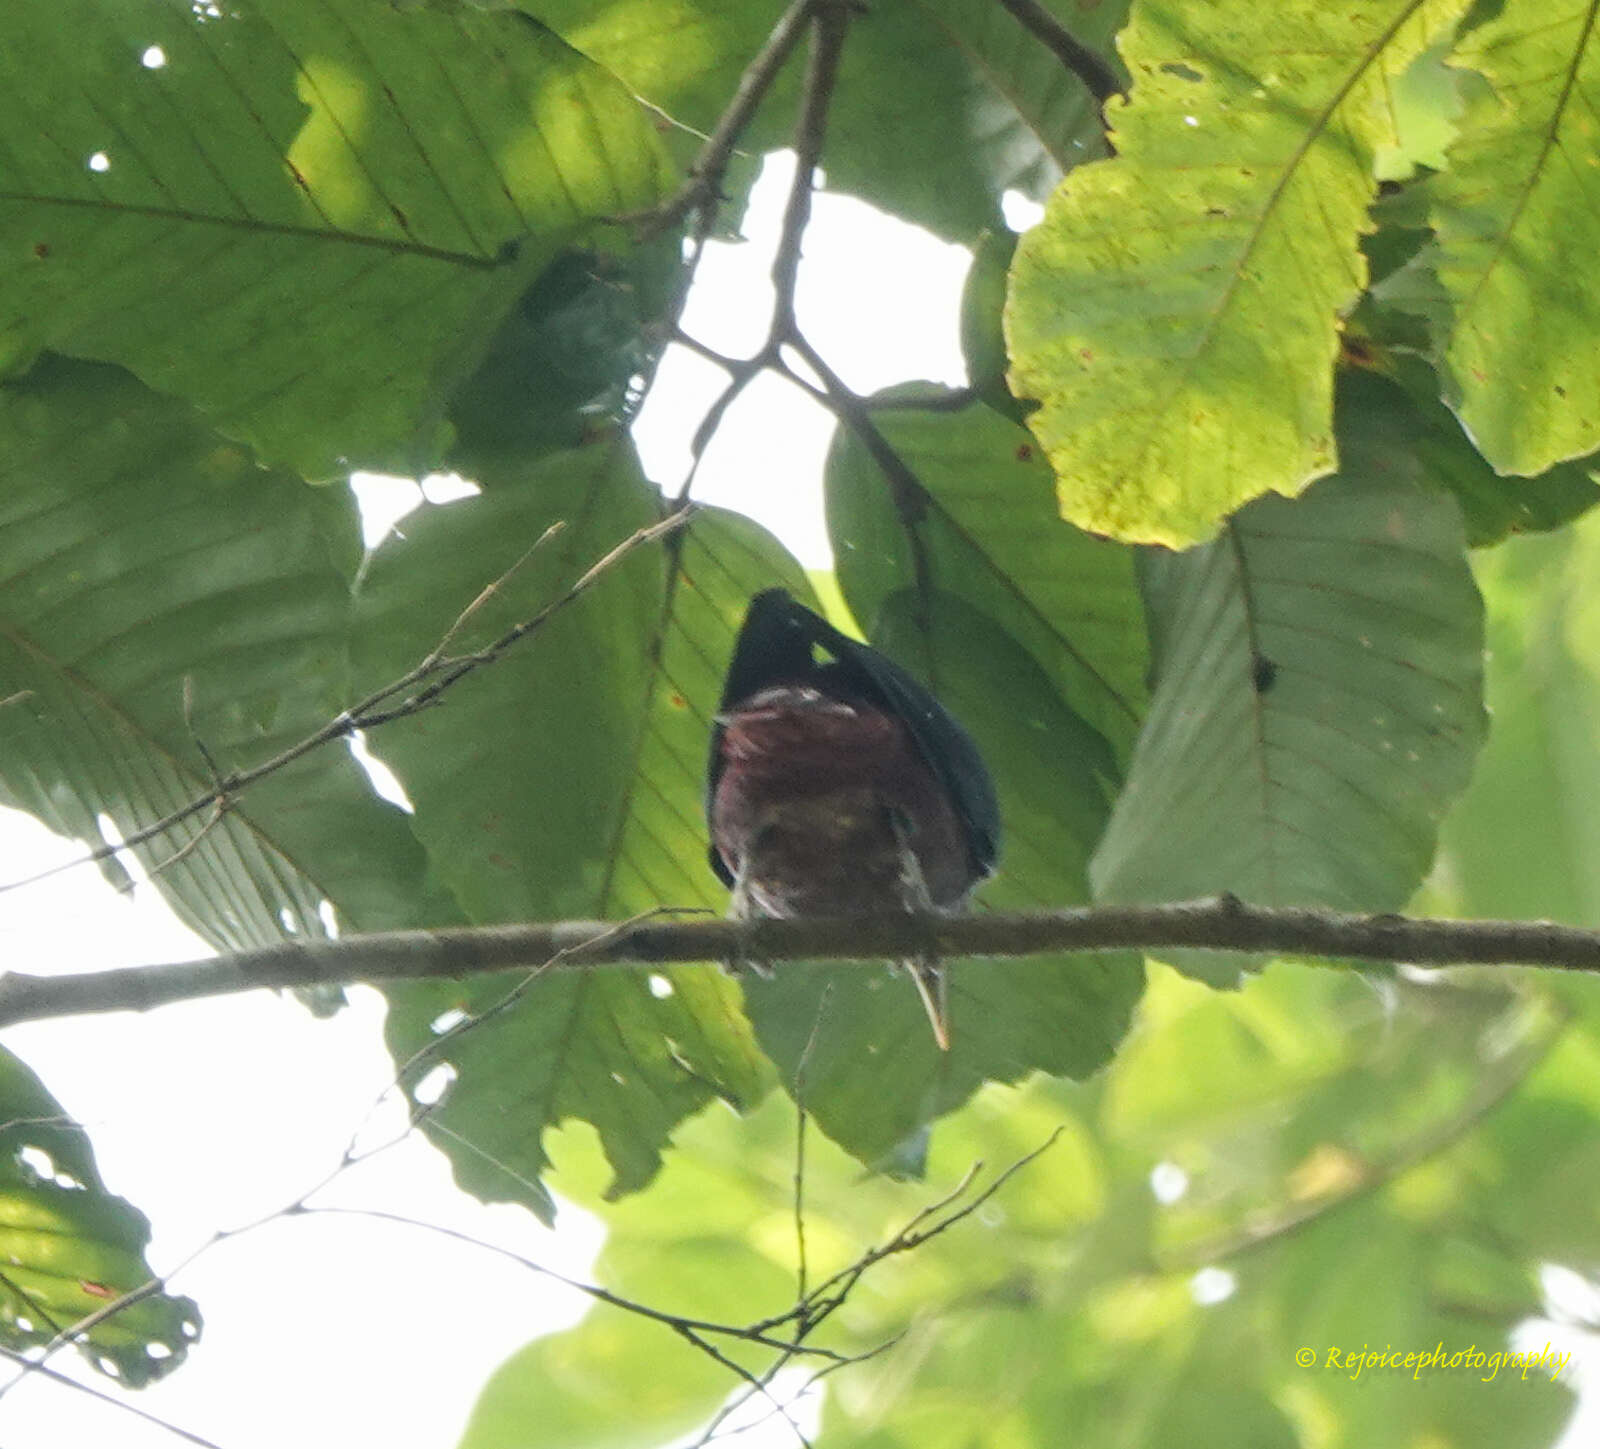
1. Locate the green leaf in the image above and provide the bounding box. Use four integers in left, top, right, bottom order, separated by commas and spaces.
1006, 0, 1471, 546
0, 0, 672, 478
525, 0, 1123, 241
1425, 0, 1600, 475
744, 592, 1141, 1170
1373, 41, 1465, 181
905, 0, 1130, 196
1431, 513, 1600, 924
818, 0, 1127, 240
1091, 470, 1486, 976
1342, 359, 1600, 546
359, 474, 818, 1213
446, 238, 686, 468
825, 390, 1148, 759
0, 355, 452, 950
457, 1307, 732, 1449
0, 1047, 199, 1386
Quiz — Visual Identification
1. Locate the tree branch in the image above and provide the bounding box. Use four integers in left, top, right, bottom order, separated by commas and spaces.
992, 0, 1123, 109
6, 897, 1600, 1027
618, 0, 817, 239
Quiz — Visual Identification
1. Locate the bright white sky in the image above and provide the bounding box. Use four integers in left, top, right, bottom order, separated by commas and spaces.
0, 155, 974, 1449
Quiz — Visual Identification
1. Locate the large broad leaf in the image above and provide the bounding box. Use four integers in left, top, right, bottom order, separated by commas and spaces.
743, 592, 1142, 1170
0, 1046, 199, 1386
1425, 0, 1600, 476
825, 389, 1148, 759
1006, 0, 1471, 546
357, 467, 816, 1215
524, 0, 1123, 241
1345, 359, 1600, 547
1430, 513, 1600, 926
0, 0, 672, 478
1091, 466, 1486, 977
0, 355, 452, 950
457, 1308, 734, 1449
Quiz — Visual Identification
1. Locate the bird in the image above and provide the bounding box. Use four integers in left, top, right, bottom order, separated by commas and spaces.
705, 589, 1000, 1049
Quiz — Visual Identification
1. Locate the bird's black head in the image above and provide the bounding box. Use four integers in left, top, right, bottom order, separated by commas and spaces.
705, 589, 1000, 888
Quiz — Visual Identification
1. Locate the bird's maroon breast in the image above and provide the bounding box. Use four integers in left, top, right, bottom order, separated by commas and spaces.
711, 685, 974, 915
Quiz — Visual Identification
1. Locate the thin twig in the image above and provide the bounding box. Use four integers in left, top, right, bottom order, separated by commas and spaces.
792, 987, 832, 1308
0, 507, 695, 898
0, 1345, 225, 1449
617, 0, 817, 239
299, 1204, 841, 1359
423, 521, 566, 664
0, 1116, 427, 1402
676, 1324, 812, 1449
121, 800, 226, 896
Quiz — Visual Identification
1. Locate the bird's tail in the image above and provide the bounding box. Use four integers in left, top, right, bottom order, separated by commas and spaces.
905, 957, 950, 1051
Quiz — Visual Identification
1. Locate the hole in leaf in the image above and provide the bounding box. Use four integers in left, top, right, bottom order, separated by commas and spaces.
413, 1063, 457, 1106
17, 1145, 54, 1180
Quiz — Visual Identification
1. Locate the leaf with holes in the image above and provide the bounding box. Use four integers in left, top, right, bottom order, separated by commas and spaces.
0, 0, 673, 478
0, 355, 456, 953
744, 592, 1141, 1170
826, 389, 1147, 759
1423, 0, 1600, 476
0, 1046, 199, 1386
1091, 468, 1486, 982
355, 468, 814, 1214
1007, 0, 1472, 545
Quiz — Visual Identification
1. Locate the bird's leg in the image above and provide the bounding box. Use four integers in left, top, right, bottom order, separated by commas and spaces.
889, 809, 950, 1051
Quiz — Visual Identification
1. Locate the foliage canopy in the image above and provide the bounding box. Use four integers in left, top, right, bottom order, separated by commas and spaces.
2, 1, 1600, 1445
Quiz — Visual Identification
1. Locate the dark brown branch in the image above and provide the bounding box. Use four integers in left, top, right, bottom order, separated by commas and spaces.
6, 897, 1600, 1027
993, 0, 1123, 109
667, 1, 856, 505
770, 3, 853, 336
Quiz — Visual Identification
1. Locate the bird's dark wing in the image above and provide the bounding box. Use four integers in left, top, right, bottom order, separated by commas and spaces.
813, 635, 1000, 880
705, 589, 1000, 885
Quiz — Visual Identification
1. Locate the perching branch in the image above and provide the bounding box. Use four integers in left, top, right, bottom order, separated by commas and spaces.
6, 897, 1600, 1027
